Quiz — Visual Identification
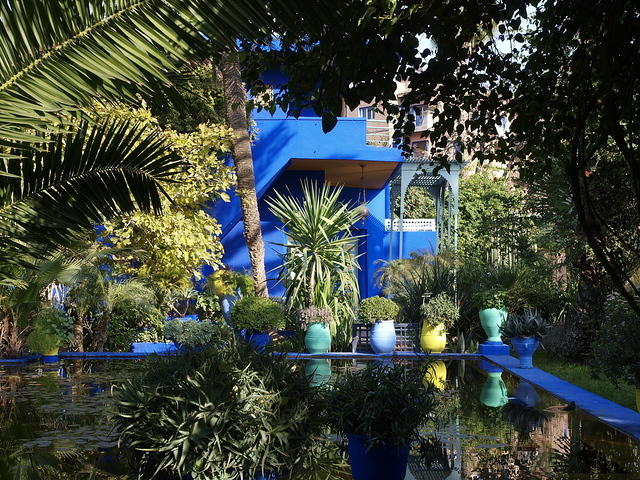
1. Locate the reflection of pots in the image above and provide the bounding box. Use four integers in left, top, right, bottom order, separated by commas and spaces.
420, 322, 446, 353
479, 308, 506, 343
480, 371, 508, 408
304, 323, 331, 353
502, 401, 549, 437
514, 380, 539, 407
511, 337, 540, 369
305, 359, 331, 388
346, 434, 409, 480
423, 361, 447, 391
371, 320, 396, 354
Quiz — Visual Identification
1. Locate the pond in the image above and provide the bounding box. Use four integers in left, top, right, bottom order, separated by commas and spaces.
1, 357, 639, 479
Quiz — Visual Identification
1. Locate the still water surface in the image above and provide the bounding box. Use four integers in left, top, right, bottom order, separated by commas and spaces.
0, 357, 638, 479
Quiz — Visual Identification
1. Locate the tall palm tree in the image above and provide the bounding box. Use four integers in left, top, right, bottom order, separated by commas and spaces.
221, 54, 269, 297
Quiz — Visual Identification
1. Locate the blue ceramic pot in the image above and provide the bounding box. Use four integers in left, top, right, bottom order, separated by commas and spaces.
346, 434, 408, 480
221, 295, 237, 323
304, 323, 331, 353
246, 330, 270, 353
370, 320, 396, 354
41, 355, 59, 364
511, 337, 540, 369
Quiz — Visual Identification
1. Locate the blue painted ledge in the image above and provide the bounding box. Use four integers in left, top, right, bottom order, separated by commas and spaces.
485, 354, 640, 442
0, 354, 41, 364
59, 351, 175, 359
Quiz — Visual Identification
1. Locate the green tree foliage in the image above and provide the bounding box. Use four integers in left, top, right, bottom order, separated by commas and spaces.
458, 168, 533, 262
103, 107, 236, 290
394, 187, 436, 219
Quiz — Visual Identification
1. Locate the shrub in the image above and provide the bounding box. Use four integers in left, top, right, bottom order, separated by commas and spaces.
592, 294, 640, 387
164, 319, 233, 349
26, 307, 73, 353
231, 296, 286, 331
114, 343, 329, 479
500, 309, 550, 340
421, 293, 459, 329
106, 280, 164, 351
207, 269, 254, 297
474, 288, 508, 310
358, 296, 399, 324
326, 362, 435, 447
296, 306, 333, 331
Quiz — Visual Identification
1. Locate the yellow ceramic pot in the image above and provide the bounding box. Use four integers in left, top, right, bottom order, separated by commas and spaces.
423, 360, 447, 390
420, 322, 446, 353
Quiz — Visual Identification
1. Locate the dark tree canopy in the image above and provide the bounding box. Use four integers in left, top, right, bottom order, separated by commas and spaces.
243, 0, 640, 314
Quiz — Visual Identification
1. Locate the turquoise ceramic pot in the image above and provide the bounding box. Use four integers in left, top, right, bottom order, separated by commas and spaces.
480, 371, 508, 408
304, 323, 331, 353
479, 308, 507, 343
305, 359, 331, 388
370, 320, 396, 354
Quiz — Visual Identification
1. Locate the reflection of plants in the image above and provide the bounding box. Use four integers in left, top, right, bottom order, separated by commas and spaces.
501, 401, 549, 439
412, 435, 451, 472
550, 435, 624, 479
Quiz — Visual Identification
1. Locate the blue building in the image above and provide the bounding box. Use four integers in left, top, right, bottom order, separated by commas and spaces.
213, 91, 460, 298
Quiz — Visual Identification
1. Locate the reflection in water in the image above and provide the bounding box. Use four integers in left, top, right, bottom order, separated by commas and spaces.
305, 359, 331, 388
479, 371, 508, 408
424, 360, 447, 391
1, 358, 640, 479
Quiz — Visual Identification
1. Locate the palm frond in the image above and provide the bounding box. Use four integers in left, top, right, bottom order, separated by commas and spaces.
0, 117, 181, 271
0, 0, 340, 148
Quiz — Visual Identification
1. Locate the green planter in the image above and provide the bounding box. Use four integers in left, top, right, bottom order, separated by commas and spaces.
479, 308, 507, 343
304, 323, 331, 354
480, 371, 508, 408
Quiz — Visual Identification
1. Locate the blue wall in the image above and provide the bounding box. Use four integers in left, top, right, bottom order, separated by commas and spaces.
213, 107, 437, 299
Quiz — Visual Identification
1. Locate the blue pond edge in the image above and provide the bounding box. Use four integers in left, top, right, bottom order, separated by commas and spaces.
3, 347, 640, 442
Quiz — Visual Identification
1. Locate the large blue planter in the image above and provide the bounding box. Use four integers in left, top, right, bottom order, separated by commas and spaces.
246, 330, 270, 353
511, 337, 540, 369
370, 320, 396, 354
346, 434, 408, 480
304, 323, 331, 353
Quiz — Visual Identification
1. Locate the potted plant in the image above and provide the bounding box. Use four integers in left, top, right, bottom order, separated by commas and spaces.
419, 293, 458, 353
359, 296, 400, 354
327, 362, 435, 480
474, 288, 508, 343
231, 297, 286, 352
26, 307, 73, 363
500, 309, 550, 368
297, 306, 332, 354
208, 270, 254, 323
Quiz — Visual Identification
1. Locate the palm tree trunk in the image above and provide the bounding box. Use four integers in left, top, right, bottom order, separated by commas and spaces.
220, 54, 269, 298
74, 313, 84, 352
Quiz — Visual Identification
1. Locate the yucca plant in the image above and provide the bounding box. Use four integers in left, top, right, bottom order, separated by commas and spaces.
267, 181, 361, 346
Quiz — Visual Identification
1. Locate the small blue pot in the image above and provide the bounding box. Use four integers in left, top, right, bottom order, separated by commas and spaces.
246, 330, 270, 353
41, 355, 59, 364
347, 434, 408, 480
511, 337, 540, 368
370, 320, 396, 354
